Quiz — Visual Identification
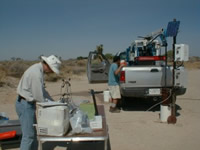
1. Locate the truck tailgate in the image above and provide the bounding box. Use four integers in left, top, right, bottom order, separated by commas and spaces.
123, 66, 173, 87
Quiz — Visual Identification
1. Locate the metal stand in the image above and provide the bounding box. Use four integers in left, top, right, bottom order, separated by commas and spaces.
167, 19, 179, 124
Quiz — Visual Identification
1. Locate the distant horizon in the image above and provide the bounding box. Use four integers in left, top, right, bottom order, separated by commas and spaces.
0, 52, 199, 62
1, 0, 199, 60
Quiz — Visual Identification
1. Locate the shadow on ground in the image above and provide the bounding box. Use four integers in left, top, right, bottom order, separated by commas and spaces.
121, 97, 182, 117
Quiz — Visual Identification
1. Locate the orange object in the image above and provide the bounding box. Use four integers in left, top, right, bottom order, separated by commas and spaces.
120, 60, 127, 66
0, 130, 16, 140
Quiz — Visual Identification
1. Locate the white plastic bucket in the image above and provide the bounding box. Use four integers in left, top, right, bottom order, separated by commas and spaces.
160, 105, 171, 122
103, 91, 110, 102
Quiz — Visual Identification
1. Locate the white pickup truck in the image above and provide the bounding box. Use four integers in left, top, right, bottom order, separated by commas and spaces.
116, 39, 188, 101
87, 21, 189, 103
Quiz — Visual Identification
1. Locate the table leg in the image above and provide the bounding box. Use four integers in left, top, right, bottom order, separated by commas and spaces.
104, 138, 108, 150
38, 141, 42, 150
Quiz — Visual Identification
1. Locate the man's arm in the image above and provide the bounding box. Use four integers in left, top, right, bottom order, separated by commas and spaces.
30, 73, 46, 102
114, 64, 124, 75
43, 87, 54, 101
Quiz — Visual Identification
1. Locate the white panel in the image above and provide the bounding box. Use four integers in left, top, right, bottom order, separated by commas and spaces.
175, 44, 189, 61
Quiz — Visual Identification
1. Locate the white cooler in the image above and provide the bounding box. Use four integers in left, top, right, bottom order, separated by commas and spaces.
36, 102, 70, 136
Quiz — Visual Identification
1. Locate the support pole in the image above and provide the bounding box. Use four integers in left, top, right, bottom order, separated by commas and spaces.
167, 19, 177, 124
90, 89, 99, 116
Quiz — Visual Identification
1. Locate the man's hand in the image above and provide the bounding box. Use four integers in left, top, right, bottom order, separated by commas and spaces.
115, 64, 125, 75
120, 63, 125, 68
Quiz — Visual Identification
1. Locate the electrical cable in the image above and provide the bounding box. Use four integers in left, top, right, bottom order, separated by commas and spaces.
146, 89, 172, 111
63, 79, 78, 107
176, 61, 184, 68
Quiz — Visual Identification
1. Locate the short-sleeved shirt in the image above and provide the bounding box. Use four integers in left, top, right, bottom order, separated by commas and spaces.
108, 63, 119, 86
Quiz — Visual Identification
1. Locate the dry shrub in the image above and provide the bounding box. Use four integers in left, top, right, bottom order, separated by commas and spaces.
7, 61, 30, 78
44, 74, 62, 82
0, 65, 7, 87
60, 59, 87, 77
184, 61, 200, 70
166, 61, 200, 70
72, 66, 86, 75
62, 59, 77, 67
60, 65, 73, 76
0, 58, 87, 84
62, 59, 87, 67
0, 64, 19, 87
77, 59, 87, 66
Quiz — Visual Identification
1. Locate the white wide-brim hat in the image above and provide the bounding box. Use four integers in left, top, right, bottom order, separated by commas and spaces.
41, 55, 61, 74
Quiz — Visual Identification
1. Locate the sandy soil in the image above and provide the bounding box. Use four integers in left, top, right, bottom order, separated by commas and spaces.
0, 70, 200, 150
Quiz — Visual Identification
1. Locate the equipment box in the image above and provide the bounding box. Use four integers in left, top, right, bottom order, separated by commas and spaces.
36, 102, 70, 136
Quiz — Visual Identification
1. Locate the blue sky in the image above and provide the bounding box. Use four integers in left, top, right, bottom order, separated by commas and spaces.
0, 0, 199, 60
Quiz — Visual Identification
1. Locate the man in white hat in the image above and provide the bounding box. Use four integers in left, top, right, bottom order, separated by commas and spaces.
15, 55, 61, 150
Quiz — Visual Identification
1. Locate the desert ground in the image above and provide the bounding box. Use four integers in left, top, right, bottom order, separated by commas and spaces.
0, 69, 200, 150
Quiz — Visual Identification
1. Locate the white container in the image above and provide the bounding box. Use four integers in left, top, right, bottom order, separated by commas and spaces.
90, 115, 102, 130
103, 91, 110, 102
36, 102, 70, 136
175, 44, 189, 61
120, 60, 127, 66
160, 105, 171, 122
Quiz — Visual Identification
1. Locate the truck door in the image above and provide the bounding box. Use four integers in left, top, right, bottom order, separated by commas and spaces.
87, 52, 110, 83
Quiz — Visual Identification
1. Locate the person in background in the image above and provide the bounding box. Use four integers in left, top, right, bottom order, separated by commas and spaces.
15, 55, 61, 150
108, 56, 124, 113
